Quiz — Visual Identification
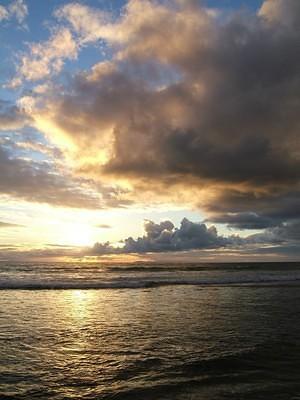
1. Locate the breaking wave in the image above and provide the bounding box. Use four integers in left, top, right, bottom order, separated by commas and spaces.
1, 275, 300, 290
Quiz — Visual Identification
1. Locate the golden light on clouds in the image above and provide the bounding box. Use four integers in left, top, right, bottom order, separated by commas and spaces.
0, 0, 299, 260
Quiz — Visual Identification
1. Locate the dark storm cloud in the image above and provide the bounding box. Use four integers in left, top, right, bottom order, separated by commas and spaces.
248, 220, 300, 244
205, 189, 300, 229
31, 0, 300, 231
207, 212, 279, 230
103, 3, 300, 188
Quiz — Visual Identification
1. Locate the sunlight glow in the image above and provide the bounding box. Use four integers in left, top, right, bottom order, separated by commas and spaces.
59, 224, 93, 246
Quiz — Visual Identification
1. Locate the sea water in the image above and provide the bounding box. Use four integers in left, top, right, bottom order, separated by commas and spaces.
1, 262, 300, 399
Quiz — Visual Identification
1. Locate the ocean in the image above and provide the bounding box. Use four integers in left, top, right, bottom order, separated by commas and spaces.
1, 262, 300, 399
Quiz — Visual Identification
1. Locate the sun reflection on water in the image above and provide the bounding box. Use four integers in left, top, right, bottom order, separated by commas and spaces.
66, 290, 95, 322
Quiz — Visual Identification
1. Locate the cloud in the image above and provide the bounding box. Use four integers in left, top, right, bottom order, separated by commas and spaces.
21, 0, 299, 230
203, 188, 300, 229
3, 0, 298, 238
95, 224, 112, 229
0, 6, 9, 22
248, 220, 300, 244
1, 217, 299, 261
54, 2, 109, 44
0, 243, 84, 261
258, 0, 300, 28
0, 100, 28, 130
11, 27, 78, 86
0, 221, 24, 228
207, 212, 279, 230
90, 216, 300, 258
10, 2, 108, 86
0, 0, 27, 24
91, 218, 240, 255
16, 139, 63, 159
9, 0, 28, 24
0, 144, 125, 209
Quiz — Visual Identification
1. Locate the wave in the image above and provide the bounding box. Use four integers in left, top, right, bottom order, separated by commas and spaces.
106, 261, 300, 272
1, 275, 300, 290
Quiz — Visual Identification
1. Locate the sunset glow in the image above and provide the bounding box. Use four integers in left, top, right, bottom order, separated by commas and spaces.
0, 0, 299, 261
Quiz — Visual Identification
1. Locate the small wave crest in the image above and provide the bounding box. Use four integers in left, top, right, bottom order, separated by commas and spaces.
1, 275, 300, 290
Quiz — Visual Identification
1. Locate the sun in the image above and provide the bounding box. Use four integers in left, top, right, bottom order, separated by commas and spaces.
59, 224, 94, 247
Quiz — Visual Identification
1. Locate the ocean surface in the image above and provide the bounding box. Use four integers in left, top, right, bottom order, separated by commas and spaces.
1, 262, 300, 399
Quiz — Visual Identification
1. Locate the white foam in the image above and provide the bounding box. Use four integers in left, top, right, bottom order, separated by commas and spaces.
1, 274, 300, 290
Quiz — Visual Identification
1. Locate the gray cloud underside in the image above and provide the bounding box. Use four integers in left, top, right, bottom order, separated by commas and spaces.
32, 0, 300, 229
205, 189, 300, 229
0, 145, 125, 209
91, 218, 300, 256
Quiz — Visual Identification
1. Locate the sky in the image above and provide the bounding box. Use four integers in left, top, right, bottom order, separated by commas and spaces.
0, 0, 299, 262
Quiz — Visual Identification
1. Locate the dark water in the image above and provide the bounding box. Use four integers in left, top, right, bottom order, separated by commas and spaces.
1, 262, 300, 399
